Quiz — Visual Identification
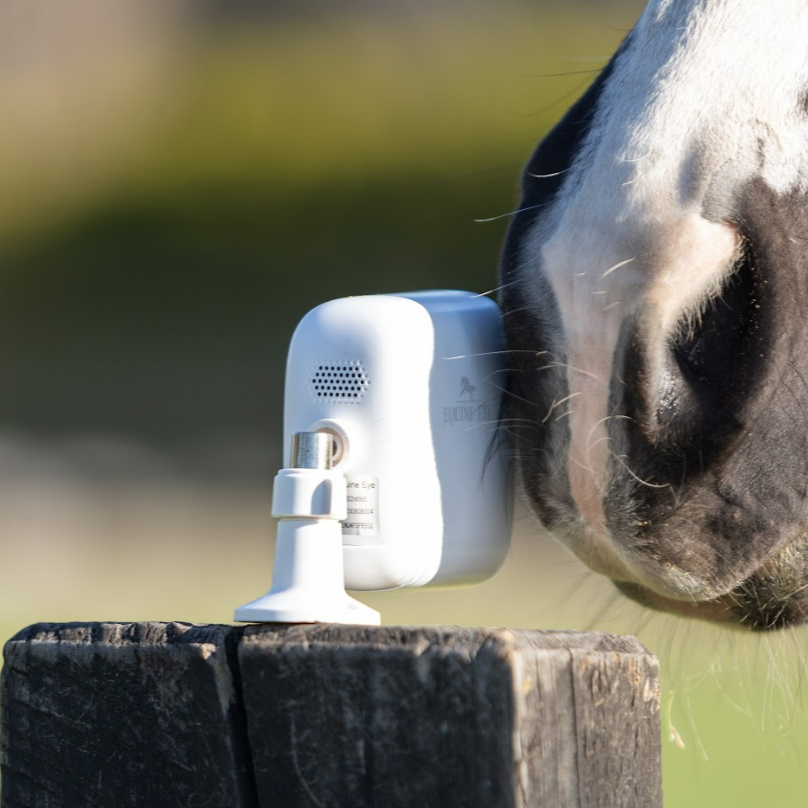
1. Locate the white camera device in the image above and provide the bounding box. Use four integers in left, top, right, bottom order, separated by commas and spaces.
234, 290, 512, 625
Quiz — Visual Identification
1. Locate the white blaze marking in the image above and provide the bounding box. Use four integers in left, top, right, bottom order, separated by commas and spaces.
521, 0, 808, 553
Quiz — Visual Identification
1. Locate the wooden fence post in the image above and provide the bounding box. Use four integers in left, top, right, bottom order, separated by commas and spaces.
2, 622, 662, 808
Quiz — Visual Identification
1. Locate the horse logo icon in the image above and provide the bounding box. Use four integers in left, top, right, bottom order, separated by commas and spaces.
458, 376, 477, 401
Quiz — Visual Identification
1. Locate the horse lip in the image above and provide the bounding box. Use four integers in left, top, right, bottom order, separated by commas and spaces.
614, 540, 808, 629
612, 580, 741, 625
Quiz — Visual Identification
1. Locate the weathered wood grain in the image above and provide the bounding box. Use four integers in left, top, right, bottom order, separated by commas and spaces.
1, 621, 256, 808
513, 631, 663, 808
239, 625, 662, 808
2, 623, 662, 808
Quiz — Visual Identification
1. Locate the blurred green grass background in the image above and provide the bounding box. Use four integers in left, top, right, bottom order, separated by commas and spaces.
0, 1, 807, 805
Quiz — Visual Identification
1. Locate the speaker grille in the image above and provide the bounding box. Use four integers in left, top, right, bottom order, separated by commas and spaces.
310, 361, 370, 403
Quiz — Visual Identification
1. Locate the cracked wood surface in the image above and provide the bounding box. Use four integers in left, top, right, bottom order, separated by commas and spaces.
2, 623, 662, 807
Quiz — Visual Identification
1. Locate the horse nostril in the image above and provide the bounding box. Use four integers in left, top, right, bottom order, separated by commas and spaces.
612, 237, 769, 500
664, 240, 765, 442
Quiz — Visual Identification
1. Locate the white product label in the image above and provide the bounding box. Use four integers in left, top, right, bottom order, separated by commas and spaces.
342, 474, 379, 536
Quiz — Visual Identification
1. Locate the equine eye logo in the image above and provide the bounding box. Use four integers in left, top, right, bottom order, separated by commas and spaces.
443, 376, 496, 426
458, 376, 478, 402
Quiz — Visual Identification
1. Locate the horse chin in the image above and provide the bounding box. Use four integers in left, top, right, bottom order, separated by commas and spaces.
613, 535, 808, 631
611, 581, 741, 626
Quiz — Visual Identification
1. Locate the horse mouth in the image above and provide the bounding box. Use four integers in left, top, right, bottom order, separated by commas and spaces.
613, 539, 808, 632
612, 581, 743, 626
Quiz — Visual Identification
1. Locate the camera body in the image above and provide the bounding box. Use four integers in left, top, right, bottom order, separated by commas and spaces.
284, 290, 512, 591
